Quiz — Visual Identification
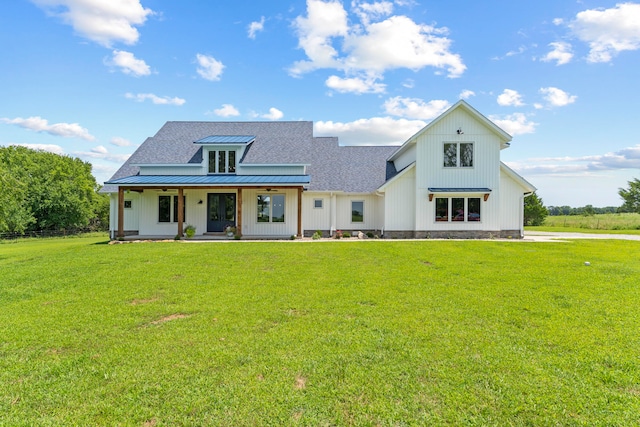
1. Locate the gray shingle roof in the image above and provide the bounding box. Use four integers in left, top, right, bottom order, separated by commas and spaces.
102, 121, 396, 193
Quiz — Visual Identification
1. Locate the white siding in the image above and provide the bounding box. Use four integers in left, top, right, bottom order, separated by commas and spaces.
414, 107, 502, 231
135, 189, 210, 236
302, 192, 332, 231
384, 167, 416, 230
500, 171, 526, 233
335, 194, 381, 231
139, 166, 204, 175
393, 144, 416, 172
237, 165, 306, 175
241, 189, 299, 236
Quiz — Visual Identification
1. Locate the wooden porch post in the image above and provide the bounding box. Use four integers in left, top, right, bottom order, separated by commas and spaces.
177, 187, 184, 237
237, 188, 243, 236
297, 187, 303, 237
117, 187, 125, 239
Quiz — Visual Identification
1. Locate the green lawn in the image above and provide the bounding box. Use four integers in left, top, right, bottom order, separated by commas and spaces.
539, 212, 640, 232
2, 236, 640, 426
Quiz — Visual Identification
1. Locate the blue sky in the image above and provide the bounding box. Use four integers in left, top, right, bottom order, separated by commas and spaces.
1, 0, 640, 207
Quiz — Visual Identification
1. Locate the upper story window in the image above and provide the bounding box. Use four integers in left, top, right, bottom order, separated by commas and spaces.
208, 150, 236, 174
443, 142, 473, 168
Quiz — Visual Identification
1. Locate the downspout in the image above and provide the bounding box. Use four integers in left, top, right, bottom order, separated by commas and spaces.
375, 191, 384, 236
330, 192, 336, 237
521, 192, 533, 238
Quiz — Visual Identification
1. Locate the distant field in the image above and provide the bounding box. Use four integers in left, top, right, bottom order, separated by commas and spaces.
2, 236, 640, 425
539, 212, 640, 232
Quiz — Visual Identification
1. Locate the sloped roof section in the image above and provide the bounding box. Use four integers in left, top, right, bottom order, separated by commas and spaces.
306, 138, 397, 193
101, 121, 396, 194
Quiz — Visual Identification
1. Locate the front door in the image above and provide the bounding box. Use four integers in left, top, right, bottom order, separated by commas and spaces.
207, 193, 236, 232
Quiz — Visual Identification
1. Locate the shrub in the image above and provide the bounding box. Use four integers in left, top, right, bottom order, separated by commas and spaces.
342, 232, 351, 238
184, 224, 196, 238
366, 232, 374, 238
312, 231, 322, 240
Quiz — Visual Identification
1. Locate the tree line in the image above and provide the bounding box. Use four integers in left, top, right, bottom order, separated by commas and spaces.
0, 146, 109, 234
524, 178, 640, 226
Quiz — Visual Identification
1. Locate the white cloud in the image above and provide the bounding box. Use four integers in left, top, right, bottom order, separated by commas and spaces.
325, 74, 386, 94
402, 79, 415, 89
353, 1, 394, 25
315, 116, 426, 145
32, 0, 153, 47
539, 87, 577, 107
383, 97, 450, 120
110, 136, 132, 147
248, 16, 265, 39
540, 41, 573, 65
507, 144, 640, 176
11, 143, 64, 155
568, 3, 640, 63
1, 116, 95, 141
108, 50, 151, 76
75, 146, 131, 163
459, 89, 475, 100
196, 53, 225, 81
261, 108, 284, 120
497, 89, 525, 107
290, 1, 465, 79
489, 113, 537, 136
343, 15, 465, 77
291, 0, 349, 75
125, 93, 186, 106
214, 104, 241, 117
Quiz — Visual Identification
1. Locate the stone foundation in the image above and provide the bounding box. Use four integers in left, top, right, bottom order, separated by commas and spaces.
382, 230, 523, 239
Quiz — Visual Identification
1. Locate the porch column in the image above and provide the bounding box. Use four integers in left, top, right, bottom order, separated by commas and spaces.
177, 187, 184, 237
117, 187, 124, 239
237, 188, 243, 236
297, 187, 303, 237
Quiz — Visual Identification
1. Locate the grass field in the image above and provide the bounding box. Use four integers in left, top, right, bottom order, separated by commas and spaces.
538, 212, 640, 233
2, 236, 640, 426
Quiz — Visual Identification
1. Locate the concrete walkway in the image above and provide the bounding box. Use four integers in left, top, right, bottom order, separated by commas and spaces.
524, 231, 640, 242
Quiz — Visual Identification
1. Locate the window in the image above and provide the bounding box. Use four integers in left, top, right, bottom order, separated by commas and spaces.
159, 195, 185, 223
351, 201, 364, 223
208, 150, 237, 174
124, 200, 132, 209
443, 142, 473, 168
257, 194, 285, 223
314, 199, 323, 209
435, 197, 481, 222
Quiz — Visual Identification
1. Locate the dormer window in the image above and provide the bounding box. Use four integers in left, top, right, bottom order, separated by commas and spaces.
208, 150, 236, 174
443, 142, 473, 168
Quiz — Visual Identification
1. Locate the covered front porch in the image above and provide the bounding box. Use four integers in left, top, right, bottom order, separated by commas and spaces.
107, 175, 310, 240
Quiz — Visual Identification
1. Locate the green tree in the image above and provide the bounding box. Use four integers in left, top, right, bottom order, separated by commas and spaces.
619, 178, 640, 213
0, 165, 35, 233
523, 191, 548, 226
0, 146, 103, 232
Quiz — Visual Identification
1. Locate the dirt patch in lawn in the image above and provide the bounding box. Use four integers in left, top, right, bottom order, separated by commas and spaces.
294, 374, 307, 390
130, 297, 160, 305
150, 313, 191, 325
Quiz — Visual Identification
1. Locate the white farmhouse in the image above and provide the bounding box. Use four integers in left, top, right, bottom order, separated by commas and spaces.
102, 101, 535, 239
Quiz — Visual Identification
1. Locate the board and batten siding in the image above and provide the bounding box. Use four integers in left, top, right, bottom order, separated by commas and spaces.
499, 171, 526, 233
237, 165, 306, 176
413, 107, 503, 231
302, 193, 332, 231
392, 144, 416, 172
335, 194, 381, 231
241, 189, 299, 236
135, 189, 209, 236
384, 166, 416, 230
138, 166, 205, 176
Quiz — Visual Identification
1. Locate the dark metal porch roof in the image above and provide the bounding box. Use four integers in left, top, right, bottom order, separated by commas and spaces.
106, 174, 310, 186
